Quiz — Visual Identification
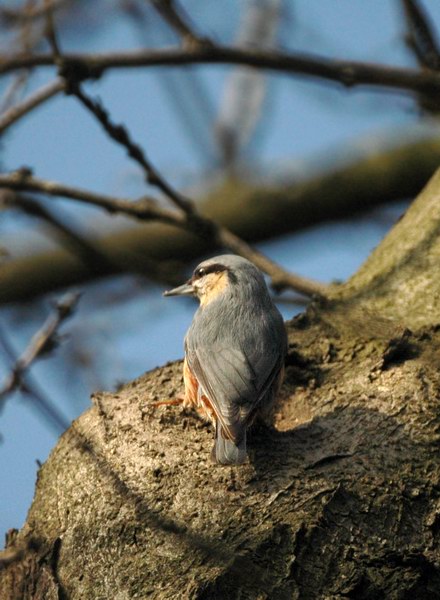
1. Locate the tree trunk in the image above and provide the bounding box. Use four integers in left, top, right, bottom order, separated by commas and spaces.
2, 170, 440, 599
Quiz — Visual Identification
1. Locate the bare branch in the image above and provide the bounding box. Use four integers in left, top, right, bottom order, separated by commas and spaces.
0, 291, 80, 404
0, 168, 326, 297
0, 78, 65, 135
0, 186, 184, 285
0, 324, 69, 433
401, 0, 440, 70
123, 1, 216, 164
0, 71, 29, 113
1, 46, 440, 97
0, 170, 184, 224
65, 81, 327, 294
41, 10, 325, 300
150, 0, 212, 48
44, 0, 192, 212
43, 0, 62, 59
1, 133, 438, 304
69, 87, 195, 214
0, 0, 68, 25
132, 1, 218, 163
41, 2, 326, 298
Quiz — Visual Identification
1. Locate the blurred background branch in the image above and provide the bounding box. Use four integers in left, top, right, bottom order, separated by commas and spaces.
0, 290, 79, 410
45, 15, 326, 297
1, 133, 438, 304
0, 1, 69, 25
400, 0, 440, 113
401, 0, 440, 70
0, 77, 65, 135
215, 0, 281, 168
0, 323, 68, 433
150, 0, 212, 48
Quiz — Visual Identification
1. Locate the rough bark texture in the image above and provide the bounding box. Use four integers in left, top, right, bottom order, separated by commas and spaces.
2, 171, 440, 599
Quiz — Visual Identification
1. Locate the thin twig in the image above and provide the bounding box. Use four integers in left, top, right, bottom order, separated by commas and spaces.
0, 323, 69, 432
70, 87, 194, 214
75, 95, 326, 294
401, 0, 440, 70
0, 170, 185, 224
0, 0, 68, 25
0, 169, 327, 296
0, 78, 65, 135
39, 10, 328, 298
1, 45, 440, 97
0, 70, 29, 113
124, 1, 216, 164
150, 0, 212, 47
44, 0, 62, 59
0, 291, 81, 404
62, 82, 327, 295
0, 187, 183, 284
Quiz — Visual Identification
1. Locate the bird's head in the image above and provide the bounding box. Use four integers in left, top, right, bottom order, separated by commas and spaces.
163, 254, 263, 307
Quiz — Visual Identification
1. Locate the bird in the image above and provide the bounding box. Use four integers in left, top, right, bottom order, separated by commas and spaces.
163, 254, 287, 465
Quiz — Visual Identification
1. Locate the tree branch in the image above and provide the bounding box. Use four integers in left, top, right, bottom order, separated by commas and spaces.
0, 70, 29, 113
1, 189, 117, 273
150, 0, 212, 48
0, 291, 80, 405
69, 86, 195, 214
0, 170, 184, 224
0, 77, 65, 135
0, 0, 68, 25
0, 167, 326, 297
1, 45, 440, 97
1, 134, 439, 304
54, 65, 327, 296
401, 0, 440, 70
0, 323, 69, 433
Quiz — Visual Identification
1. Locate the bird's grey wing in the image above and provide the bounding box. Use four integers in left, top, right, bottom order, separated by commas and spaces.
185, 342, 283, 442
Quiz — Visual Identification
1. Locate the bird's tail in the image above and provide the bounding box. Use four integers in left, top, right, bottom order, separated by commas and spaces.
212, 425, 247, 465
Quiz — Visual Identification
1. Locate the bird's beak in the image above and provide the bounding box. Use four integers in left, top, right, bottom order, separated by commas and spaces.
163, 280, 195, 297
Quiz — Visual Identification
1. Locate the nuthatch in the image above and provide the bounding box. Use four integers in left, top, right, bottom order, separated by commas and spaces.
164, 254, 287, 465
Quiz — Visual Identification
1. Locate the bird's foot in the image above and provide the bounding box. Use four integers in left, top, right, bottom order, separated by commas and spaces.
152, 394, 185, 407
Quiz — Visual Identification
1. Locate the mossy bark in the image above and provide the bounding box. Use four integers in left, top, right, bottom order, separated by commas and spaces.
2, 171, 440, 599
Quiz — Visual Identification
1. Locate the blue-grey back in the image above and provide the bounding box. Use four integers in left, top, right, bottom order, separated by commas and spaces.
185, 262, 286, 409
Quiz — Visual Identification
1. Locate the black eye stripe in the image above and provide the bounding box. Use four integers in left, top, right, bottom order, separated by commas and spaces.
193, 263, 227, 279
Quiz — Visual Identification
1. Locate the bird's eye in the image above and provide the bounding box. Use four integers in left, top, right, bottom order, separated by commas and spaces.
195, 267, 206, 279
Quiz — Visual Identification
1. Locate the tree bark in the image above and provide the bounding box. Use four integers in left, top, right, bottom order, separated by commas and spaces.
2, 170, 440, 599
2, 136, 440, 304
